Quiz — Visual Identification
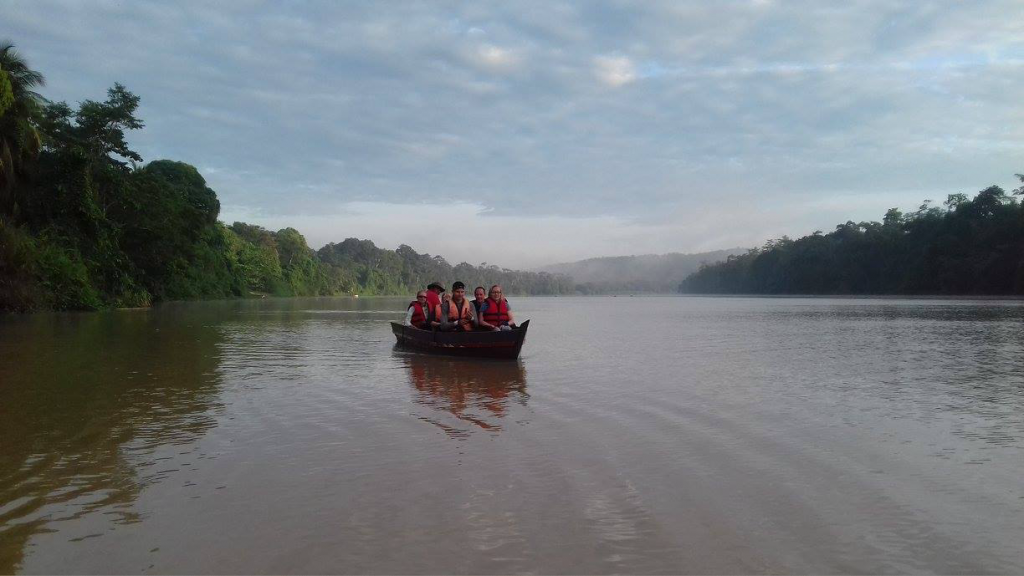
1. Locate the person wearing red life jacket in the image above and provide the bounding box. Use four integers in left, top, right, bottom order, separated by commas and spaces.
404, 290, 439, 330
425, 282, 445, 312
439, 281, 476, 332
477, 284, 516, 331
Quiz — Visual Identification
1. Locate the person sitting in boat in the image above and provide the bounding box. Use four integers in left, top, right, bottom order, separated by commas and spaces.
425, 281, 445, 311
478, 284, 516, 331
471, 286, 487, 315
405, 290, 440, 330
439, 281, 476, 332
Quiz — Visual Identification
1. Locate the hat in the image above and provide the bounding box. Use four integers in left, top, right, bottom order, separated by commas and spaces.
452, 281, 465, 291
427, 282, 445, 292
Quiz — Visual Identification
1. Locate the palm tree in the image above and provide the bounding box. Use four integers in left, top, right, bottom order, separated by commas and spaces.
0, 66, 13, 116
0, 41, 46, 214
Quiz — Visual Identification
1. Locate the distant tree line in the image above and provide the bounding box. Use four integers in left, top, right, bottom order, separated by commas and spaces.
0, 43, 572, 312
680, 181, 1024, 295
316, 238, 574, 298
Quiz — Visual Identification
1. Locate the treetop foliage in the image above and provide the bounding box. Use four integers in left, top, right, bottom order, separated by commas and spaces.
1, 41, 46, 208
38, 83, 143, 168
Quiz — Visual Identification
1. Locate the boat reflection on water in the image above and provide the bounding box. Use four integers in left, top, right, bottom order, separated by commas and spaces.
397, 349, 529, 438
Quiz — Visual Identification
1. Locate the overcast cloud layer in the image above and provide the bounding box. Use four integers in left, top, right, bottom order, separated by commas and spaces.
6, 1, 1024, 267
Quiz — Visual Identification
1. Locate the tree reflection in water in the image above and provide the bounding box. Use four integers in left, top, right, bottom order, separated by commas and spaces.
0, 309, 226, 573
398, 349, 528, 438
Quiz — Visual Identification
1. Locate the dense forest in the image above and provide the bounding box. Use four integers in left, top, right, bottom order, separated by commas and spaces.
540, 249, 742, 294
0, 43, 572, 312
680, 181, 1024, 295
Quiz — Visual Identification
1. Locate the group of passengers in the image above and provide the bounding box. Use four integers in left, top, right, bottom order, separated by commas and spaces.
404, 282, 516, 332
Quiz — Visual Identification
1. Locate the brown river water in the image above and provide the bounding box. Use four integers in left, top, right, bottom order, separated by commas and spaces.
1, 296, 1023, 574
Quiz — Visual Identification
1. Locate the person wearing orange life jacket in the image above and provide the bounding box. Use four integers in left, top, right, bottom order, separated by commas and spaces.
477, 284, 516, 331
404, 290, 440, 330
439, 281, 477, 332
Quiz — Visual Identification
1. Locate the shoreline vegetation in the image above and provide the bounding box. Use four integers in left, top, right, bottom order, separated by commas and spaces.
679, 179, 1024, 296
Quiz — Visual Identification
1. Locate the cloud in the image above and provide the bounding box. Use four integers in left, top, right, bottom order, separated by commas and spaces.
471, 44, 521, 71
593, 55, 637, 86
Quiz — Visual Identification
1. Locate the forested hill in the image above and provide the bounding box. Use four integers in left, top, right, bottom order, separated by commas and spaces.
0, 44, 572, 312
680, 181, 1024, 295
539, 249, 743, 294
315, 238, 574, 297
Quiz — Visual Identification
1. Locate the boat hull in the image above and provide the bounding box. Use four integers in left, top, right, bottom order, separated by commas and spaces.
391, 320, 529, 360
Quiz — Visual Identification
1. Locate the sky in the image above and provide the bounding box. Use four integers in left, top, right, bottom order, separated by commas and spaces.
5, 0, 1024, 268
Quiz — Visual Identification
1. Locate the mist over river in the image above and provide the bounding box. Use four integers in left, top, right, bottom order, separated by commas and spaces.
1, 296, 1023, 574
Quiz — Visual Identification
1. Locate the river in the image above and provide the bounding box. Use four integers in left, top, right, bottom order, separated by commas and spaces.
1, 296, 1022, 573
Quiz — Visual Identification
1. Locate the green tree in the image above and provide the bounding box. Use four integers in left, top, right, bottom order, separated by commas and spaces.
945, 193, 969, 210
1013, 174, 1024, 196
275, 227, 309, 268
0, 68, 13, 117
39, 83, 142, 168
116, 161, 239, 300
882, 207, 903, 228
275, 227, 330, 295
225, 224, 284, 294
0, 41, 45, 215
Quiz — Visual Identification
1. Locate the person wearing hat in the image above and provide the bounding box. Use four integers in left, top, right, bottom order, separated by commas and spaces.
404, 290, 439, 330
439, 281, 476, 332
424, 282, 445, 312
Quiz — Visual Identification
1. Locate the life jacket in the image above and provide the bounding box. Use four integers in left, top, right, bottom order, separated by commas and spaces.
482, 297, 510, 326
425, 290, 441, 310
447, 298, 473, 331
408, 301, 430, 328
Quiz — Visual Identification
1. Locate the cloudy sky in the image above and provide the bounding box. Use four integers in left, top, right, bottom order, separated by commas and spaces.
5, 1, 1024, 267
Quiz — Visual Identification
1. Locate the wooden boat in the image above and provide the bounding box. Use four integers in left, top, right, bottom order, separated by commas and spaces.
391, 320, 530, 360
